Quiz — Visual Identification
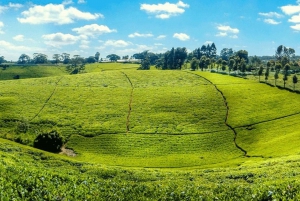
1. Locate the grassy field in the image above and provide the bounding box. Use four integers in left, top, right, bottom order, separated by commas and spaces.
2, 63, 300, 199
1, 137, 300, 200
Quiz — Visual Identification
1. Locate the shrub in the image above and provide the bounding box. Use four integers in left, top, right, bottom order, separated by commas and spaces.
34, 130, 63, 153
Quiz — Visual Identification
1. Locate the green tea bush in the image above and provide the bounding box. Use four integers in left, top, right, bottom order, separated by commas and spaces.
34, 130, 63, 153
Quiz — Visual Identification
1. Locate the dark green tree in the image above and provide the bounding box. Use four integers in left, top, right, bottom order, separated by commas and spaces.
139, 56, 151, 70
274, 70, 279, 86
228, 59, 235, 74
33, 53, 48, 64
66, 55, 85, 74
221, 60, 227, 71
258, 65, 264, 82
95, 52, 100, 62
18, 54, 31, 64
85, 56, 96, 63
53, 54, 61, 64
190, 58, 199, 71
62, 53, 71, 64
34, 130, 63, 153
265, 66, 270, 83
293, 74, 298, 91
0, 56, 4, 64
107, 54, 120, 62
283, 64, 290, 88
220, 48, 234, 61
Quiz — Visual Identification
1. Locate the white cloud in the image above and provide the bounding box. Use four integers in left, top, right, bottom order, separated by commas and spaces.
13, 35, 25, 41
0, 21, 4, 34
264, 19, 281, 25
78, 0, 86, 4
204, 41, 213, 45
281, 4, 300, 15
42, 32, 79, 47
0, 3, 23, 13
17, 3, 103, 25
154, 43, 163, 46
259, 12, 284, 18
288, 14, 300, 23
173, 33, 190, 41
0, 40, 31, 51
217, 25, 239, 34
291, 24, 300, 30
72, 24, 117, 37
140, 1, 189, 19
216, 25, 239, 38
62, 0, 74, 5
104, 40, 131, 47
156, 35, 166, 39
216, 32, 227, 37
8, 3, 23, 9
0, 6, 8, 14
128, 32, 153, 38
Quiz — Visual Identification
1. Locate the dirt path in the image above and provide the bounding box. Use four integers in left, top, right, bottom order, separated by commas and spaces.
186, 72, 248, 156
121, 72, 134, 133
30, 76, 64, 122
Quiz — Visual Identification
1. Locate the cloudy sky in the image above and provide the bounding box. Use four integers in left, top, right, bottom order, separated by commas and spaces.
1, 0, 300, 61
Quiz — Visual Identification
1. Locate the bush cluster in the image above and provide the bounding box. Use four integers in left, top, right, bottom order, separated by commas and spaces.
33, 130, 63, 153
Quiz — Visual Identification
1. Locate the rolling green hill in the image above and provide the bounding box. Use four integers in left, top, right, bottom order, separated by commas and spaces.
2, 63, 300, 199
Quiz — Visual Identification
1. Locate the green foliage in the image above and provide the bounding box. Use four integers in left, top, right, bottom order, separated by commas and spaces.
190, 58, 199, 71
138, 57, 150, 70
34, 130, 63, 152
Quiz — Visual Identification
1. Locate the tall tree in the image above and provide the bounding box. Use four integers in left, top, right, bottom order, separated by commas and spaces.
95, 52, 100, 62
265, 65, 270, 83
139, 56, 151, 70
18, 54, 31, 64
221, 60, 227, 71
220, 48, 234, 61
0, 56, 5, 64
258, 65, 264, 82
274, 70, 279, 86
61, 53, 70, 64
283, 64, 290, 88
293, 74, 298, 91
228, 59, 235, 74
190, 58, 199, 71
53, 54, 61, 64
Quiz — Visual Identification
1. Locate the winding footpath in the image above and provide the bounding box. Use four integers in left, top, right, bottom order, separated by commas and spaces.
121, 72, 134, 133
186, 72, 248, 156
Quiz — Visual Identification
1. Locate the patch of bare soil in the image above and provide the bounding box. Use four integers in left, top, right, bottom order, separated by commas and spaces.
60, 146, 76, 157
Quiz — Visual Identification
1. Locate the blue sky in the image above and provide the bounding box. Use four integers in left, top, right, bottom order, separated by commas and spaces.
1, 0, 300, 61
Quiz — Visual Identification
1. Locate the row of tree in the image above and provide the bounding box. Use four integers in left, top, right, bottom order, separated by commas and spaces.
15, 52, 101, 65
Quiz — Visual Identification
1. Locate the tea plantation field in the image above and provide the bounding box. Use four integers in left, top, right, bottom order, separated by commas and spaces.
1, 63, 300, 199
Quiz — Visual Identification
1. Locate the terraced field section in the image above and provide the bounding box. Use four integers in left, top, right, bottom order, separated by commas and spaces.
2, 69, 300, 168
196, 72, 300, 158
0, 70, 243, 167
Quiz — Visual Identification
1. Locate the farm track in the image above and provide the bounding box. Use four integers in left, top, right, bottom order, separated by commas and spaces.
235, 111, 300, 129
186, 72, 248, 156
121, 72, 134, 133
29, 76, 64, 122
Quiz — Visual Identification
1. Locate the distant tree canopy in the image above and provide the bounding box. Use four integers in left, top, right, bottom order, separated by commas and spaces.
155, 47, 187, 70
95, 52, 100, 62
33, 53, 48, 64
18, 54, 31, 64
107, 54, 120, 62
0, 56, 5, 64
66, 55, 85, 74
220, 48, 234, 61
133, 51, 159, 65
190, 43, 217, 60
